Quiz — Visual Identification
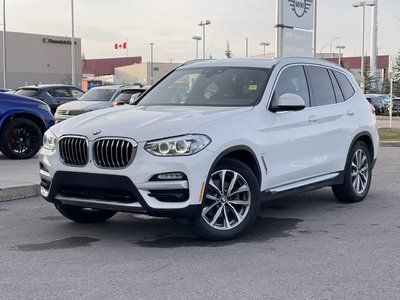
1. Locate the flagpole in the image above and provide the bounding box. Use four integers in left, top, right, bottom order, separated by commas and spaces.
71, 0, 76, 86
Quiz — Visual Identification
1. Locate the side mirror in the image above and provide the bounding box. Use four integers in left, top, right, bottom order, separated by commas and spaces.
272, 93, 305, 112
129, 93, 140, 105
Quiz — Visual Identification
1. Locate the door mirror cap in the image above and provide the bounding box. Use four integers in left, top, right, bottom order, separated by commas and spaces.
274, 93, 306, 111
129, 93, 141, 105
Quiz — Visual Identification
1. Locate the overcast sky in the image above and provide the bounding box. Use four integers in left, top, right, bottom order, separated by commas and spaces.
5, 0, 400, 64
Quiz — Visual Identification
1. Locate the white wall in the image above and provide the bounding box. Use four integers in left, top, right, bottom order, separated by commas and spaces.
0, 31, 81, 89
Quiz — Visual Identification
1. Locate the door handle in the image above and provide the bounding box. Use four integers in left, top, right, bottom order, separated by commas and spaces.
308, 115, 318, 123
346, 110, 355, 116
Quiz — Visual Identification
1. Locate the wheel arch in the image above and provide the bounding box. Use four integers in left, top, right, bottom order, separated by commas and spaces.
1, 112, 47, 134
210, 145, 262, 187
350, 131, 375, 159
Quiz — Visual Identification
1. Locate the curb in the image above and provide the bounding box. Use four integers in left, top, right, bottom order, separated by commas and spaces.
0, 184, 40, 202
380, 141, 400, 147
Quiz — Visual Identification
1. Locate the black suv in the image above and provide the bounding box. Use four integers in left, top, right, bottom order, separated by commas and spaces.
14, 84, 84, 114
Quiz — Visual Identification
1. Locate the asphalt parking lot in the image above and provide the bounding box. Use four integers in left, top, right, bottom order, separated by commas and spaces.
0, 147, 399, 299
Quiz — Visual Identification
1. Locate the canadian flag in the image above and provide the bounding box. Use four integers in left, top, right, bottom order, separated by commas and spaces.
114, 42, 127, 50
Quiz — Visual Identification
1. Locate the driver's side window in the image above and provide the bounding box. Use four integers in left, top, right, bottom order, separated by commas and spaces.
271, 65, 310, 108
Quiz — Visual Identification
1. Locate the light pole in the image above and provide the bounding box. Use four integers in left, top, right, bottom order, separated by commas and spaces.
192, 36, 202, 59
245, 37, 248, 58
70, 0, 76, 86
329, 37, 339, 57
353, 1, 376, 91
2, 0, 6, 89
149, 43, 154, 85
198, 20, 211, 59
205, 47, 214, 59
259, 42, 270, 57
336, 45, 346, 65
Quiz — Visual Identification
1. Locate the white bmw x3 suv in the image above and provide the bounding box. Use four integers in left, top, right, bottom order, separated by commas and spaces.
39, 57, 379, 240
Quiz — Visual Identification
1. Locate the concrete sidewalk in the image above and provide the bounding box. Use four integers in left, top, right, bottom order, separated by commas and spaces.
0, 154, 40, 201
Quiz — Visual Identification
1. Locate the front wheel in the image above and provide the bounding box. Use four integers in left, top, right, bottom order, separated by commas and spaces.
332, 141, 372, 203
192, 159, 260, 241
0, 118, 42, 159
55, 203, 117, 223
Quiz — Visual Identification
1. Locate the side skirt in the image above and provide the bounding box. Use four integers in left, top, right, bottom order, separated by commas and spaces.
260, 172, 344, 202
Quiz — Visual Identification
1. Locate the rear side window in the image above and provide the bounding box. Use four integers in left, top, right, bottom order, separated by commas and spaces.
333, 71, 355, 100
328, 70, 345, 103
307, 66, 336, 106
48, 88, 72, 97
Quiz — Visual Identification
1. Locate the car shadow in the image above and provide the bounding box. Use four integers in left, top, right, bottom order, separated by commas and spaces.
11, 187, 367, 251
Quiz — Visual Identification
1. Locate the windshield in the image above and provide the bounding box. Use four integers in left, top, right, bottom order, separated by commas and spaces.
15, 89, 40, 97
79, 88, 117, 101
138, 67, 270, 106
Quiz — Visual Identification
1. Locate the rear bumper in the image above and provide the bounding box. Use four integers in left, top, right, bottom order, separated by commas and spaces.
41, 171, 203, 218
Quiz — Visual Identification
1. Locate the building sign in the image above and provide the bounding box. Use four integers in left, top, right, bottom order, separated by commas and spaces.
282, 0, 314, 30
42, 38, 76, 45
275, 0, 315, 57
282, 28, 313, 57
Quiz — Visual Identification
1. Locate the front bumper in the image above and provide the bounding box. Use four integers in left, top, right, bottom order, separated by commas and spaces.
40, 171, 203, 217
39, 141, 215, 218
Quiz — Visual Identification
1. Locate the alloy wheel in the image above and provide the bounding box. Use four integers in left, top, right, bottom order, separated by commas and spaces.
351, 149, 369, 194
7, 124, 40, 155
202, 169, 251, 230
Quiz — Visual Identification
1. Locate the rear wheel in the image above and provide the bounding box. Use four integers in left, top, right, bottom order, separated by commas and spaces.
55, 203, 117, 223
332, 141, 372, 203
192, 159, 260, 241
0, 118, 42, 159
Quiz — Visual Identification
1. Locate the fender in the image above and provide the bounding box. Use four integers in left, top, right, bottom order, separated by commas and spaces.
208, 145, 262, 186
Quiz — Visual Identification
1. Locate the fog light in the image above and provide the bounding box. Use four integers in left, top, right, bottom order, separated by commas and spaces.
155, 172, 186, 181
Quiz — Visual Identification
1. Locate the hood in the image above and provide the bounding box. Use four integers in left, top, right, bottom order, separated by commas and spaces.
0, 92, 44, 107
51, 105, 252, 142
57, 100, 110, 111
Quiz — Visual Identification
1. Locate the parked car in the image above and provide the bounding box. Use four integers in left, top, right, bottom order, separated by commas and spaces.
0, 92, 54, 159
14, 84, 84, 114
39, 57, 379, 240
112, 87, 148, 107
365, 94, 389, 115
54, 85, 140, 123
392, 97, 400, 116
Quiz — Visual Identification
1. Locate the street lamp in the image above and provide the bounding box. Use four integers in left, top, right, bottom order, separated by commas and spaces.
336, 45, 346, 66
192, 36, 202, 59
259, 42, 270, 57
353, 1, 376, 91
329, 37, 339, 57
70, 0, 76, 86
2, 0, 6, 89
198, 20, 211, 59
149, 43, 154, 85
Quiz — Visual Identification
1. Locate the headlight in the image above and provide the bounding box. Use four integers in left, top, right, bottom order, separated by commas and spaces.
38, 104, 51, 113
43, 130, 57, 150
144, 134, 211, 156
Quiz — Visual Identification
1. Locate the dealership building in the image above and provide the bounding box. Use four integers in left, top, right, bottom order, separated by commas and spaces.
0, 31, 81, 89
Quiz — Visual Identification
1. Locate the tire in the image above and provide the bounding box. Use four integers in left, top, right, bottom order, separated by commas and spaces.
192, 159, 260, 241
55, 203, 117, 223
332, 141, 372, 203
0, 118, 42, 159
